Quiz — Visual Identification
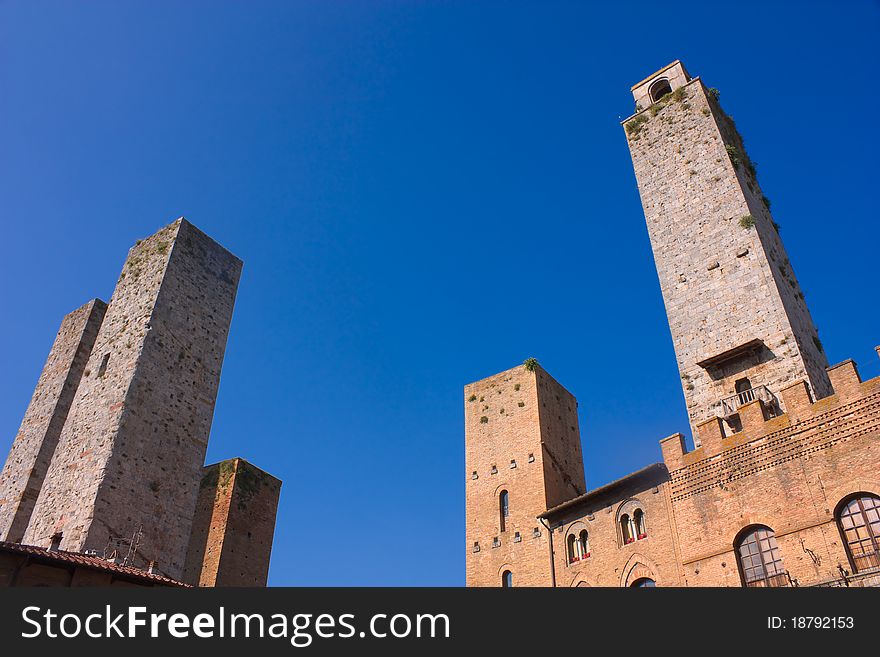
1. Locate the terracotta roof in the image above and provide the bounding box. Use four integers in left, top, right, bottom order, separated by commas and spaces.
539, 463, 668, 519
0, 541, 189, 587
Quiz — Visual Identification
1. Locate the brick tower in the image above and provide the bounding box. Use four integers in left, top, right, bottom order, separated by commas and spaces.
623, 61, 831, 441
21, 218, 242, 580
183, 458, 281, 587
465, 361, 585, 587
0, 300, 107, 543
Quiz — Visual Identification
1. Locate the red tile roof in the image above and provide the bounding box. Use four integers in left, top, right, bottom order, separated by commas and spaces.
0, 540, 189, 587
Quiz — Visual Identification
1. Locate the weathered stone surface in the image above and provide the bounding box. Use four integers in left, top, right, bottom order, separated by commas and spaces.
624, 64, 831, 440
22, 218, 242, 581
183, 458, 281, 587
0, 300, 107, 542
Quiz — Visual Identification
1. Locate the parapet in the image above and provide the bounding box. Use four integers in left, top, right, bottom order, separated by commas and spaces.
659, 346, 880, 469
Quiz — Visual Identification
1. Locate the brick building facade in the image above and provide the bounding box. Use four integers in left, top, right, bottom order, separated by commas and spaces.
465, 62, 880, 588
0, 219, 280, 587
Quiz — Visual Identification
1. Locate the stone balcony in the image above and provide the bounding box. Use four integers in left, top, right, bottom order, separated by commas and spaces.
719, 385, 775, 418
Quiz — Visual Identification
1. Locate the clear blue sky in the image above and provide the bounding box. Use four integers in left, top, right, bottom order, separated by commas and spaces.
1, 2, 878, 585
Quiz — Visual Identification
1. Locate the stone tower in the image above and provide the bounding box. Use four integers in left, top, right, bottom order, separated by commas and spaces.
624, 61, 831, 441
183, 458, 282, 587
0, 299, 107, 543
21, 218, 242, 581
465, 362, 585, 587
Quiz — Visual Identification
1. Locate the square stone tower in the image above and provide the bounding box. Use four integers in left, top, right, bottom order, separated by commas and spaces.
0, 299, 107, 543
624, 61, 831, 441
21, 218, 242, 580
183, 458, 282, 587
465, 361, 585, 587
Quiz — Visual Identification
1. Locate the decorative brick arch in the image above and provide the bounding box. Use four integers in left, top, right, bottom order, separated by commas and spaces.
497, 563, 514, 588
621, 553, 659, 587
827, 479, 880, 514
616, 498, 646, 546
567, 572, 593, 587
726, 517, 780, 549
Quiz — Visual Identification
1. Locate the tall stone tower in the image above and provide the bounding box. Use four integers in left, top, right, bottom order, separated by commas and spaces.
465, 361, 585, 587
624, 61, 831, 441
21, 218, 242, 581
0, 299, 107, 543
183, 458, 282, 587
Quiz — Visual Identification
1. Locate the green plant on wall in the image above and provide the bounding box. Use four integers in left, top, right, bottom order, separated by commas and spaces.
739, 215, 755, 230
523, 357, 539, 372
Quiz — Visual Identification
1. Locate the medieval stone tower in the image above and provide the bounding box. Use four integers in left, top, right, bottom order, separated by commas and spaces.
465, 362, 585, 587
184, 457, 281, 587
624, 61, 831, 441
0, 300, 107, 543
5, 218, 242, 581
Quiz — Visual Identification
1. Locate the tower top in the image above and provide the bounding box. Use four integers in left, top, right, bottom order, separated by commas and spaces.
630, 60, 691, 109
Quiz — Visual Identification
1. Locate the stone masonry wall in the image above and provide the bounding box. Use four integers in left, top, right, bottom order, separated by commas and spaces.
184, 458, 281, 587
0, 299, 107, 543
23, 218, 242, 581
465, 363, 585, 587
624, 75, 830, 439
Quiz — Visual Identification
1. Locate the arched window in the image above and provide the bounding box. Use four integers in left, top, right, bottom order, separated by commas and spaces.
620, 514, 635, 544
579, 530, 590, 558
836, 494, 880, 572
617, 499, 645, 545
630, 577, 656, 587
736, 526, 787, 587
567, 534, 578, 563
633, 509, 647, 539
502, 570, 512, 588
648, 78, 672, 103
499, 490, 509, 532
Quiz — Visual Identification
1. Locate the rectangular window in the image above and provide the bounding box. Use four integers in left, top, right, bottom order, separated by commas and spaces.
97, 352, 110, 378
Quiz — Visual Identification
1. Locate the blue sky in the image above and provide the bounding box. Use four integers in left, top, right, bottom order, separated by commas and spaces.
1, 2, 877, 585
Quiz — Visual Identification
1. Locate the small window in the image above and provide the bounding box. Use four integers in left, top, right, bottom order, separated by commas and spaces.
472, 542, 480, 553
567, 528, 590, 563
579, 529, 590, 558
499, 490, 509, 532
49, 532, 62, 552
97, 353, 110, 378
648, 78, 672, 103
510, 459, 516, 469
502, 570, 512, 588
631, 577, 656, 587
471, 471, 478, 480
621, 514, 635, 544
634, 509, 647, 539
567, 534, 578, 563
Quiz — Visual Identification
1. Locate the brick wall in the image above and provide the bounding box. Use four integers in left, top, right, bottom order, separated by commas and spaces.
465, 363, 585, 587
184, 458, 281, 587
539, 356, 880, 587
